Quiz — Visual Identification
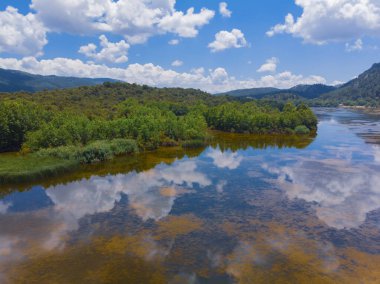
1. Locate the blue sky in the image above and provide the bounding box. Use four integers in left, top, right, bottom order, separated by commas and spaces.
0, 0, 379, 92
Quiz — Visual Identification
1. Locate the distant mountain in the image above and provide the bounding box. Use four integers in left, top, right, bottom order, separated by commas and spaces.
218, 84, 336, 100
219, 87, 281, 98
289, 84, 337, 99
0, 68, 118, 93
317, 63, 380, 106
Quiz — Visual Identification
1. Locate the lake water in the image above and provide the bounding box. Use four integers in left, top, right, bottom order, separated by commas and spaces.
1, 108, 380, 283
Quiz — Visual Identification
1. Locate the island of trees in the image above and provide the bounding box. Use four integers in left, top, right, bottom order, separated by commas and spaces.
0, 82, 317, 183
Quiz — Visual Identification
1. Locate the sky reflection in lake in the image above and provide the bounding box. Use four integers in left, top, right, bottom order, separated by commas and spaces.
0, 108, 380, 283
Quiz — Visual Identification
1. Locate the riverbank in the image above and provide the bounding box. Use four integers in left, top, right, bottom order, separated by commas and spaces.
0, 153, 78, 184
0, 132, 316, 187
341, 105, 380, 115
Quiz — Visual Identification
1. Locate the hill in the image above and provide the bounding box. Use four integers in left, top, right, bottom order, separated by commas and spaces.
0, 68, 118, 93
219, 87, 281, 98
219, 84, 336, 100
289, 84, 336, 99
315, 63, 380, 107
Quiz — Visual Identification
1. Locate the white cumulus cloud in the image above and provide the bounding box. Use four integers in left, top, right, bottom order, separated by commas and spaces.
31, 0, 215, 44
0, 6, 47, 56
219, 2, 232, 18
345, 39, 363, 52
208, 29, 248, 52
171, 60, 183, 67
168, 39, 180, 45
257, 57, 279, 73
79, 35, 130, 64
0, 56, 327, 93
267, 0, 380, 44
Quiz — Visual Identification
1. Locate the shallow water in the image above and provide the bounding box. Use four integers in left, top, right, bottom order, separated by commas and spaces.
0, 108, 380, 283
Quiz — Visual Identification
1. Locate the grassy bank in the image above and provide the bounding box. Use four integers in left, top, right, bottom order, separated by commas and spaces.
0, 153, 78, 184
0, 139, 139, 185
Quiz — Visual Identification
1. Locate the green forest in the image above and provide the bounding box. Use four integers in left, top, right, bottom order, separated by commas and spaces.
0, 82, 317, 183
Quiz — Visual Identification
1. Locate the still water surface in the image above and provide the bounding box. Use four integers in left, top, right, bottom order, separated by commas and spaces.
0, 108, 380, 283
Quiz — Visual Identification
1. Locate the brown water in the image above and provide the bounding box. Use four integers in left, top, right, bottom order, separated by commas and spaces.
0, 108, 379, 283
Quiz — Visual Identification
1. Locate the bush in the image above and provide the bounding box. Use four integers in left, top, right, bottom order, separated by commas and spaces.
36, 139, 138, 164
160, 137, 179, 147
294, 125, 311, 135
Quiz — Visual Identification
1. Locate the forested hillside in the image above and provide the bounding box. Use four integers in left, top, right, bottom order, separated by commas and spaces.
0, 68, 117, 93
313, 63, 380, 107
218, 84, 336, 100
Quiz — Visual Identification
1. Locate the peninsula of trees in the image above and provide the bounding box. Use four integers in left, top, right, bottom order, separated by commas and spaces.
0, 82, 317, 183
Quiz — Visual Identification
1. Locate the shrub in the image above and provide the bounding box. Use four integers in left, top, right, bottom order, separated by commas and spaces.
36, 139, 138, 164
160, 137, 179, 147
294, 125, 311, 135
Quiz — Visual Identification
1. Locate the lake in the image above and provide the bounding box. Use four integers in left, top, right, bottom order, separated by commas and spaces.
1, 108, 380, 283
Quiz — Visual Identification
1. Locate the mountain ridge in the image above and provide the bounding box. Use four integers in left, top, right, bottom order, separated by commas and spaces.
0, 68, 118, 93
217, 83, 337, 100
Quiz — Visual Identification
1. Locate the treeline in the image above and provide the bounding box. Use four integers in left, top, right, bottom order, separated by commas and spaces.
0, 82, 318, 158
205, 102, 317, 134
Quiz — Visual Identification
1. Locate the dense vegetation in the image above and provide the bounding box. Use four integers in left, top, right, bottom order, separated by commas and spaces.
0, 82, 317, 183
205, 102, 317, 134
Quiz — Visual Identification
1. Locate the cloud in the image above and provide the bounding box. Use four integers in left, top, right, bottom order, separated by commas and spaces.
345, 39, 363, 52
171, 60, 183, 67
219, 2, 232, 18
168, 39, 180, 45
0, 56, 327, 93
208, 29, 248, 52
31, 0, 214, 44
0, 6, 47, 56
257, 57, 279, 73
267, 0, 380, 44
79, 35, 130, 64
207, 148, 243, 170
158, 7, 215, 38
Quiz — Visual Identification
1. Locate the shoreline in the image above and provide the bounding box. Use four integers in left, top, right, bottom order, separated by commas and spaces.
340, 105, 380, 115
0, 132, 316, 189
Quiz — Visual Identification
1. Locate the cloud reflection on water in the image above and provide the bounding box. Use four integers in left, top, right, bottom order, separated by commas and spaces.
0, 158, 210, 267
263, 156, 380, 229
206, 147, 243, 170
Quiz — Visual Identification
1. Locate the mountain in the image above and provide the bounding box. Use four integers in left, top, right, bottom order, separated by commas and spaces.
289, 84, 337, 99
317, 63, 380, 106
0, 68, 118, 93
219, 87, 281, 98
218, 84, 336, 100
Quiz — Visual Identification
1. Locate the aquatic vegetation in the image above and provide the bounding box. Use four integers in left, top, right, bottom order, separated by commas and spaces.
36, 139, 138, 164
0, 153, 78, 184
